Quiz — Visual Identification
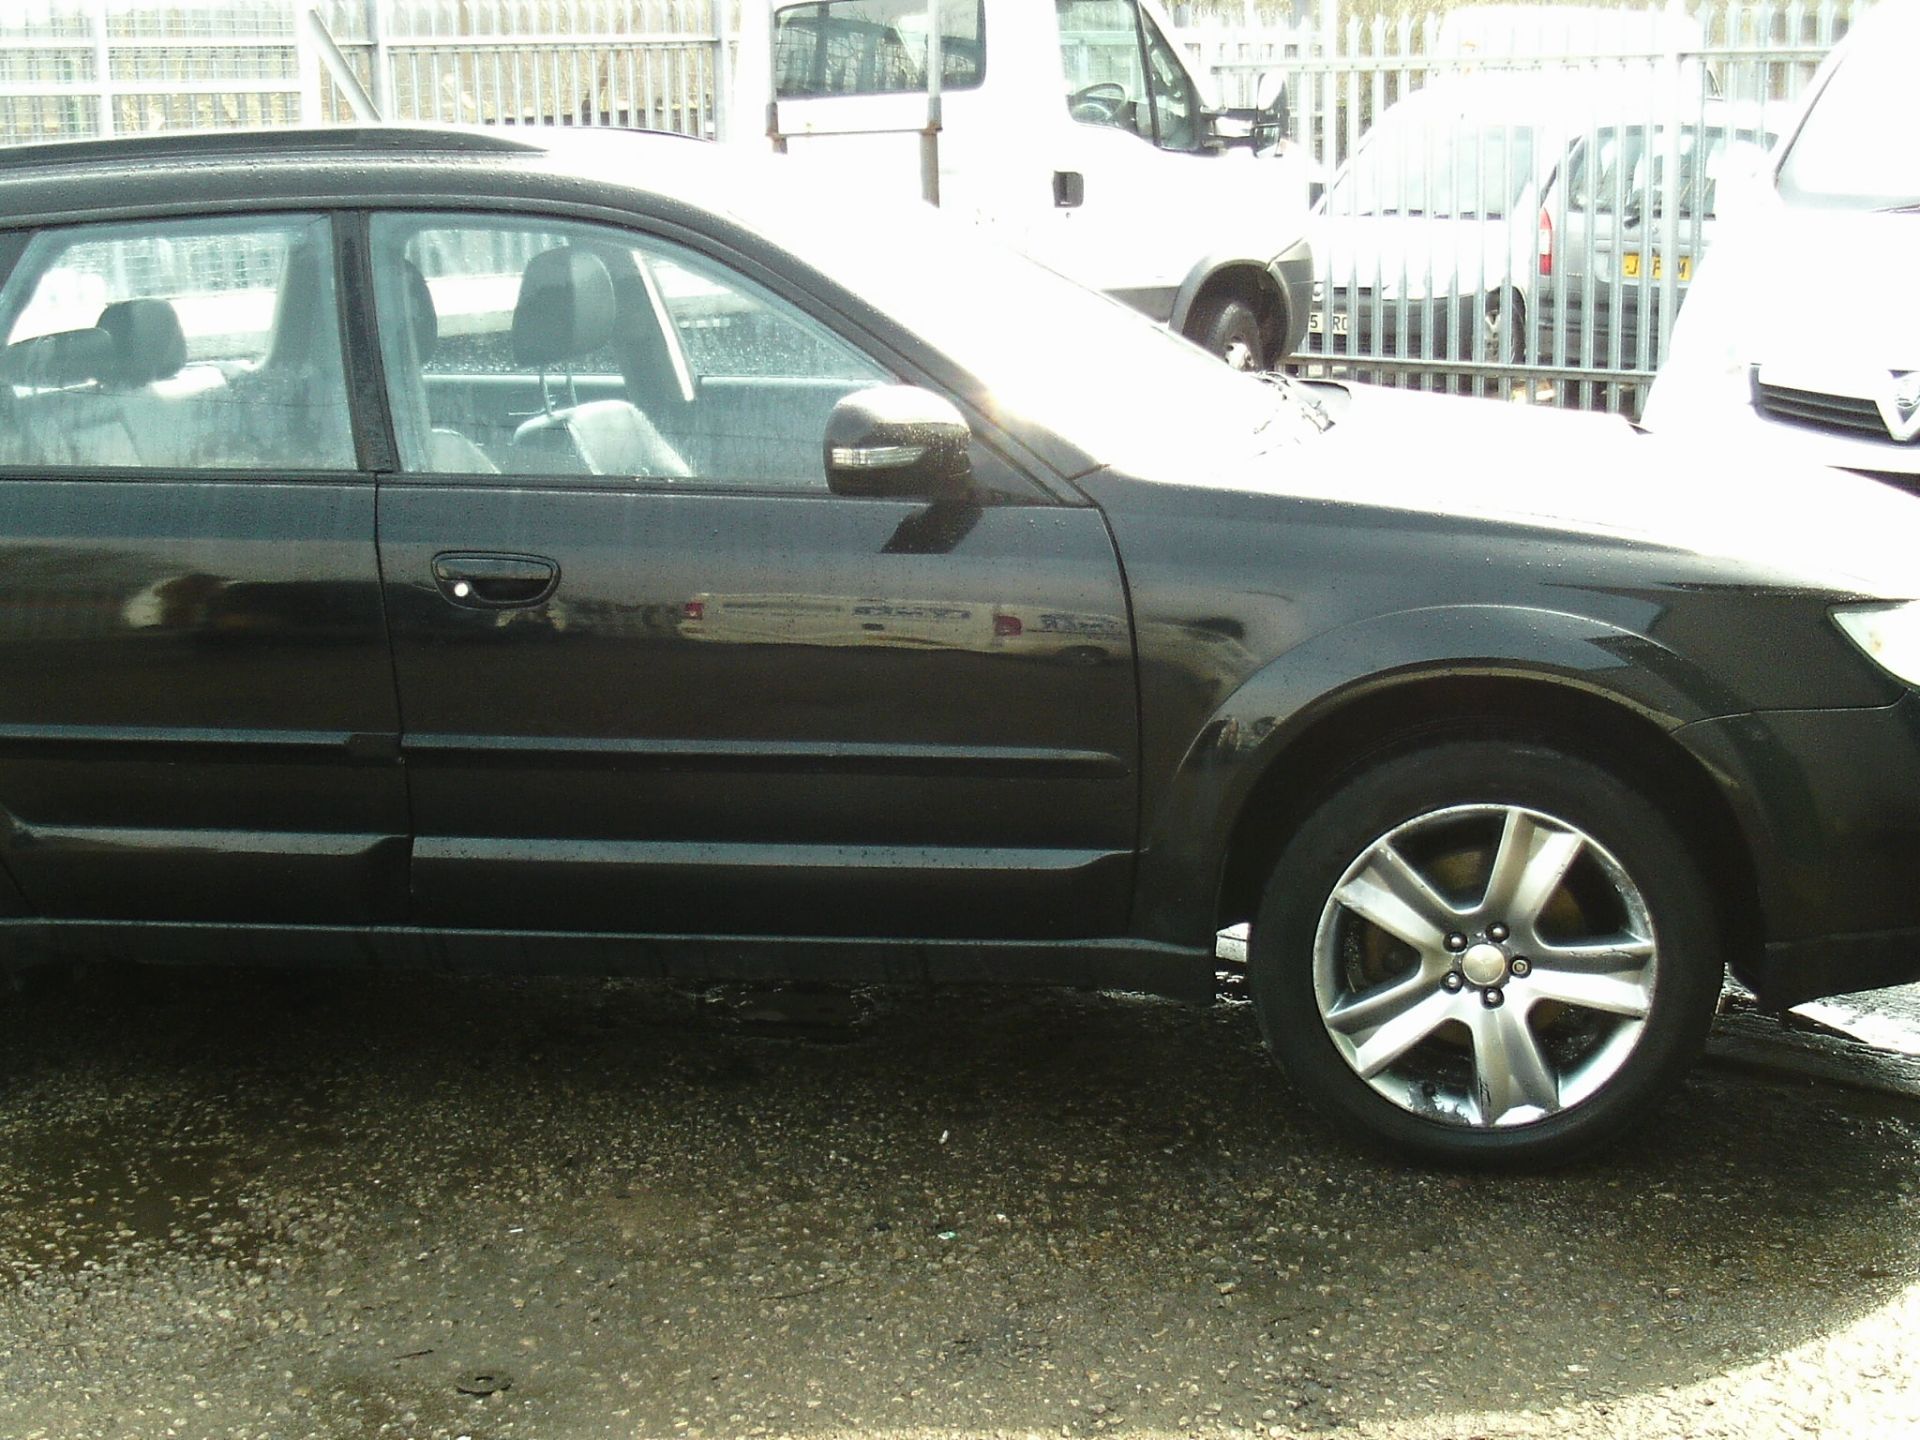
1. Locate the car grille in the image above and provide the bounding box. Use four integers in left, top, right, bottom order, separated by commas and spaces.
1755, 382, 1908, 442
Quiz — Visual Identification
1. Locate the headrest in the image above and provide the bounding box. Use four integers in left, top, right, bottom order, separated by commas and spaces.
97, 299, 187, 386
1, 327, 112, 389
511, 247, 615, 368
401, 259, 438, 361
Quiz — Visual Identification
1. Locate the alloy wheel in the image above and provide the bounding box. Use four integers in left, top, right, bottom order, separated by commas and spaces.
1312, 803, 1657, 1129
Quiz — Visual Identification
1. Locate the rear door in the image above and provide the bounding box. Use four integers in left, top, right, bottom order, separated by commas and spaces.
0, 212, 405, 923
364, 209, 1138, 940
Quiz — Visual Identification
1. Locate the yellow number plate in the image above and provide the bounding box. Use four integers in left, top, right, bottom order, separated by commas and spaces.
1622, 253, 1693, 282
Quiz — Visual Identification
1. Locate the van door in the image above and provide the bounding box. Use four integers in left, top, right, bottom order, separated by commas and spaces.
1041, 0, 1226, 315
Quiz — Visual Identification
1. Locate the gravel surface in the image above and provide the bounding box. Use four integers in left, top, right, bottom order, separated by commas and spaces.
0, 968, 1917, 1440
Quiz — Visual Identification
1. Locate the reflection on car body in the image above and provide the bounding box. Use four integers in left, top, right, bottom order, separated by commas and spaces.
678, 592, 1124, 662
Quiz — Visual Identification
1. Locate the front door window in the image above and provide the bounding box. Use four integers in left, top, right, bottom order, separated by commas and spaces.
369, 214, 888, 489
1056, 0, 1202, 152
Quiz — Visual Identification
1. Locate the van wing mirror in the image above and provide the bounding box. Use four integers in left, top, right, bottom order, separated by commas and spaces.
824, 385, 973, 500
1255, 72, 1289, 138
1215, 72, 1290, 151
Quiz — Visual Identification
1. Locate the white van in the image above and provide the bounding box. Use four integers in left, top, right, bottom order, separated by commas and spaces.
728, 0, 1313, 370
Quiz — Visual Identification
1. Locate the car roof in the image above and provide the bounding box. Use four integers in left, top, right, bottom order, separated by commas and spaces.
0, 124, 739, 231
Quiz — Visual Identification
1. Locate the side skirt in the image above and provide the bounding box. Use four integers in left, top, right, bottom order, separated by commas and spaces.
0, 920, 1218, 1003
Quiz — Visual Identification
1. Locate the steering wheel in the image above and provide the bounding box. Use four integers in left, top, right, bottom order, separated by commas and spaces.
1069, 81, 1129, 125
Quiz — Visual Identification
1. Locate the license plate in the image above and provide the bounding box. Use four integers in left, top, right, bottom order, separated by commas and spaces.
1307, 311, 1350, 335
1622, 253, 1692, 282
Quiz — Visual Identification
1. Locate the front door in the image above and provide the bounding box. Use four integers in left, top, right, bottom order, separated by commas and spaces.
364, 211, 1137, 940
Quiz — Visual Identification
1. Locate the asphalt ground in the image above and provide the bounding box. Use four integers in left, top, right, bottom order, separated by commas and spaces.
0, 968, 1917, 1440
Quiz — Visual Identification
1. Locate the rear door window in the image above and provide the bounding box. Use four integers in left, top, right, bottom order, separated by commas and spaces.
0, 214, 354, 471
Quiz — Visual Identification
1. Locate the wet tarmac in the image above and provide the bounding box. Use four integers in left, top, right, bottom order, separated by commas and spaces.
0, 967, 1916, 1440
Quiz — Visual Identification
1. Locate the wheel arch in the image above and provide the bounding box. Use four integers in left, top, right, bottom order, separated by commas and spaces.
1133, 605, 1765, 988
1217, 674, 1761, 981
1169, 257, 1287, 359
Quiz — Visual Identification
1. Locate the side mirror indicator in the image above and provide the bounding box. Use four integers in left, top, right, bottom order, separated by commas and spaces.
824, 385, 973, 500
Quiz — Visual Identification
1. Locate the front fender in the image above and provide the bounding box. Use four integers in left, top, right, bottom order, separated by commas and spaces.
1131, 603, 1745, 945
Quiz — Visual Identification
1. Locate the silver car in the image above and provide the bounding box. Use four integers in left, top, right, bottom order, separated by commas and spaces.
1534, 103, 1777, 372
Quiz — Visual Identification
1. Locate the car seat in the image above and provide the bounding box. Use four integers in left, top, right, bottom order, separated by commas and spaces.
508, 246, 690, 480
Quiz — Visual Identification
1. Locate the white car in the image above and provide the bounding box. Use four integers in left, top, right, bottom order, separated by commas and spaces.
1639, 1, 1919, 491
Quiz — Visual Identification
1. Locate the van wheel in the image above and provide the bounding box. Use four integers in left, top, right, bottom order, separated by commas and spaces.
1248, 739, 1722, 1168
1190, 296, 1266, 371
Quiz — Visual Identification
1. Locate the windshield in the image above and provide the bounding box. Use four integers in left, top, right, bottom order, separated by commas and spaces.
1330, 123, 1537, 219
1777, 31, 1920, 210
1573, 124, 1774, 220
728, 187, 1325, 473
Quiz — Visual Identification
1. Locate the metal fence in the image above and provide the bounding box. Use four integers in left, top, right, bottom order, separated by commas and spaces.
1169, 0, 1862, 414
0, 0, 727, 143
306, 0, 727, 134
0, 0, 1863, 416
0, 1, 311, 143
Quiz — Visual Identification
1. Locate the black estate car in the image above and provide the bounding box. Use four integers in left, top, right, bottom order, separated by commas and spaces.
3, 126, 1920, 1167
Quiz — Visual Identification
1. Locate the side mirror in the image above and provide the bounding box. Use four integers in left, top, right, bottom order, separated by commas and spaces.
1707, 139, 1772, 220
824, 385, 973, 500
1254, 71, 1289, 138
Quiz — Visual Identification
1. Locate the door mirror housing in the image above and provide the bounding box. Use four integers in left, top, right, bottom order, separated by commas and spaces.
1214, 72, 1290, 152
1706, 139, 1773, 221
824, 385, 973, 500
1255, 71, 1289, 138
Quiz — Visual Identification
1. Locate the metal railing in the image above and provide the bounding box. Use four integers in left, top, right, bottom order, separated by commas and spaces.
0, 0, 727, 144
308, 0, 728, 135
1173, 0, 1861, 415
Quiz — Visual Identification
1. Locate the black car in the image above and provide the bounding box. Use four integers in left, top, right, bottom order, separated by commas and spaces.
3, 126, 1919, 1167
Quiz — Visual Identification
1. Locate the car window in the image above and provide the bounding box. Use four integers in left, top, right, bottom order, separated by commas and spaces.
1057, 0, 1154, 145
773, 0, 984, 98
1139, 7, 1201, 152
1331, 121, 1536, 219
0, 214, 354, 471
369, 213, 890, 489
1567, 129, 1645, 215
1568, 127, 1763, 220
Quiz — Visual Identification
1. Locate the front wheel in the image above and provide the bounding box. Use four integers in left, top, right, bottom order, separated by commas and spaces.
1188, 295, 1266, 371
1248, 740, 1723, 1168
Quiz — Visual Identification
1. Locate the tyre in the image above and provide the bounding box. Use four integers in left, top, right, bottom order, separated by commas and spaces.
1478, 292, 1524, 367
1248, 739, 1722, 1168
1189, 295, 1266, 372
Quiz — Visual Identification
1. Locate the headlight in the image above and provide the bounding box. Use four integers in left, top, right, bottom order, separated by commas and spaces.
1833, 602, 1920, 687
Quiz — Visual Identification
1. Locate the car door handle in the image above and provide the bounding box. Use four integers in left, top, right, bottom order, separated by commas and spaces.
431, 552, 559, 609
